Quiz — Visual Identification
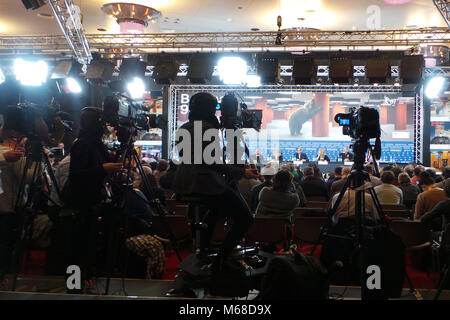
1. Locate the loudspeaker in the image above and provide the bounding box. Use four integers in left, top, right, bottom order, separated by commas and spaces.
152, 55, 179, 85
365, 57, 391, 84
86, 60, 115, 82
257, 56, 280, 84
400, 55, 424, 84
119, 59, 147, 80
329, 57, 353, 84
22, 0, 47, 10
292, 57, 317, 85
187, 54, 214, 84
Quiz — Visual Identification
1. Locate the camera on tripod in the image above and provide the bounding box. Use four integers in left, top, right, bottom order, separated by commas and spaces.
102, 95, 166, 143
219, 93, 262, 131
334, 106, 381, 140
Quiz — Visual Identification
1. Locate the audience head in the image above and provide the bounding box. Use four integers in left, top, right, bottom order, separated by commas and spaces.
425, 168, 437, 179
443, 166, 450, 180
381, 170, 395, 185
342, 166, 351, 177
364, 164, 374, 176
273, 170, 293, 192
261, 165, 276, 181
392, 166, 402, 178
413, 165, 424, 177
334, 166, 343, 177
304, 166, 314, 177
157, 159, 169, 172
326, 172, 335, 180
404, 165, 414, 178
419, 171, 436, 190
398, 172, 411, 185
444, 179, 450, 198
313, 167, 323, 179
79, 107, 105, 140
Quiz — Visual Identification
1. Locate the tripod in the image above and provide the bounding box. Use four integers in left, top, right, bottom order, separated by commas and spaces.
10, 138, 62, 291
102, 126, 182, 295
312, 138, 414, 299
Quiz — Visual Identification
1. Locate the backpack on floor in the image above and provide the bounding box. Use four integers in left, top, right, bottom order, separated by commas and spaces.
257, 251, 329, 300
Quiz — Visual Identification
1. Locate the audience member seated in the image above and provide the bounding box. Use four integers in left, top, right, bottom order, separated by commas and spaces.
391, 167, 403, 186
299, 166, 329, 200
364, 164, 381, 187
414, 173, 448, 220
159, 160, 177, 191
411, 165, 424, 185
421, 179, 450, 233
404, 164, 414, 178
327, 166, 342, 193
316, 149, 330, 162
435, 166, 450, 189
154, 159, 169, 187
330, 166, 351, 197
256, 170, 300, 222
238, 166, 260, 206
330, 187, 379, 224
374, 170, 403, 205
398, 172, 420, 209
250, 165, 276, 213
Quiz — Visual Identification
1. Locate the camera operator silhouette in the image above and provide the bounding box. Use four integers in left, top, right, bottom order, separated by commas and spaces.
173, 92, 253, 273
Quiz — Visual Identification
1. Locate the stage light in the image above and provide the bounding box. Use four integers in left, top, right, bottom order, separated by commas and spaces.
292, 57, 317, 85
0, 68, 5, 85
425, 76, 446, 99
245, 75, 261, 87
365, 56, 391, 84
187, 54, 214, 84
127, 77, 146, 99
152, 54, 179, 85
86, 59, 115, 82
217, 57, 248, 85
22, 0, 47, 10
257, 55, 280, 84
400, 55, 424, 84
329, 57, 353, 84
66, 77, 82, 93
14, 58, 48, 86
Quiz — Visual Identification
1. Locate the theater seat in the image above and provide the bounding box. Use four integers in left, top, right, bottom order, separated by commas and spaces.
246, 216, 289, 245
293, 216, 327, 246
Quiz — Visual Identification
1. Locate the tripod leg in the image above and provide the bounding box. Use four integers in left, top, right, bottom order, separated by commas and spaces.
434, 265, 449, 300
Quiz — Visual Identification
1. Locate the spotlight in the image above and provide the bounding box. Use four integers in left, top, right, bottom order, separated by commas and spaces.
425, 76, 446, 99
292, 57, 317, 85
187, 54, 214, 84
51, 60, 82, 79
152, 54, 179, 85
257, 55, 280, 84
86, 59, 115, 82
365, 56, 391, 84
329, 57, 353, 84
14, 58, 48, 86
246, 75, 261, 87
21, 0, 47, 10
66, 77, 82, 94
217, 57, 248, 85
127, 77, 146, 99
400, 55, 424, 84
0, 68, 5, 85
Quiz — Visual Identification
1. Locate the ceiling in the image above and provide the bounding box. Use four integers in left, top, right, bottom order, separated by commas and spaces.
0, 0, 446, 36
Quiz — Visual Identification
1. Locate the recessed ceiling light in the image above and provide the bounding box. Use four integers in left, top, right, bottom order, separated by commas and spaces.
251, 28, 260, 31
97, 28, 107, 32
237, 6, 243, 9
305, 10, 315, 13
227, 18, 232, 22
297, 17, 306, 21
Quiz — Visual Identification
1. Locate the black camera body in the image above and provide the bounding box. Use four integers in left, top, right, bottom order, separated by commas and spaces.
103, 95, 166, 139
219, 93, 262, 131
335, 106, 381, 140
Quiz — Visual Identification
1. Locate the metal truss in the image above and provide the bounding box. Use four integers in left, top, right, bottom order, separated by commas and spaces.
414, 86, 425, 164
48, 0, 92, 67
433, 0, 450, 28
1, 28, 450, 57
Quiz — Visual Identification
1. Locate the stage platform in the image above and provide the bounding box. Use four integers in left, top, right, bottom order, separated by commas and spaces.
0, 275, 449, 300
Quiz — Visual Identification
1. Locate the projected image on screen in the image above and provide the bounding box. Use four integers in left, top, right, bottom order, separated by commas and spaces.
175, 90, 415, 163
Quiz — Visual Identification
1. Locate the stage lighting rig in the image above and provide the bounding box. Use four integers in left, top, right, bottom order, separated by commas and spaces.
14, 58, 48, 86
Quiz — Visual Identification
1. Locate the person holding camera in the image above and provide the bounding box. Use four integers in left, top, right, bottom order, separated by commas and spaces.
173, 92, 253, 272
63, 107, 123, 292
